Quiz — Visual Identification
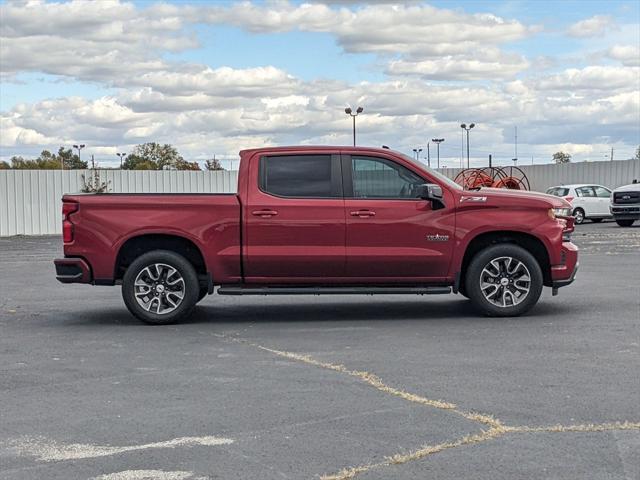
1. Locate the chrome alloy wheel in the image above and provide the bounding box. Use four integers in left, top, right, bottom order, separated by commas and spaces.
134, 263, 185, 314
479, 256, 531, 308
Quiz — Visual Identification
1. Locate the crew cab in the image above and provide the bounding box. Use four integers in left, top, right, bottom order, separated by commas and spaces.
54, 146, 578, 324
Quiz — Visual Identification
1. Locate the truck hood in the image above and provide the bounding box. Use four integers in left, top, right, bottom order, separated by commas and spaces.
613, 183, 640, 193
469, 187, 570, 208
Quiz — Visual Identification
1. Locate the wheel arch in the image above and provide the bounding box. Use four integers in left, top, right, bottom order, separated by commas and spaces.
114, 233, 207, 281
459, 231, 551, 293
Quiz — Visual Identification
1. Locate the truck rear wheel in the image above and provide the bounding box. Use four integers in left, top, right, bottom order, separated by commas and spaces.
465, 244, 543, 317
122, 250, 199, 325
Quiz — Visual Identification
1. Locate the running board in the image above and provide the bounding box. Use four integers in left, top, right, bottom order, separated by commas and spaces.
217, 286, 452, 296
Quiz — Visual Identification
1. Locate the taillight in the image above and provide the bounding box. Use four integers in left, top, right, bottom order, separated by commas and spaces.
62, 201, 78, 243
564, 196, 574, 203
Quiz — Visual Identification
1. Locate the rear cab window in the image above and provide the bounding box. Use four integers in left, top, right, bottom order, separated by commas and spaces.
259, 154, 342, 198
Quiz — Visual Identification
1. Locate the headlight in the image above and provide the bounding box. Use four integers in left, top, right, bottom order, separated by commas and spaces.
549, 207, 572, 218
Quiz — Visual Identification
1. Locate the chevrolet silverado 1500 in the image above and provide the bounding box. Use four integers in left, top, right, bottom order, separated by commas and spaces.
55, 146, 578, 324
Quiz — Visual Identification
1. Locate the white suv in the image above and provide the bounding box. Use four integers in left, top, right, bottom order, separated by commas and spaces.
546, 184, 612, 224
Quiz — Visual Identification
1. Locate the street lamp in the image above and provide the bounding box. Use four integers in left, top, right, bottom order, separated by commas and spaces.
412, 148, 422, 162
460, 124, 474, 168
345, 106, 363, 147
432, 138, 445, 169
72, 144, 85, 168
116, 152, 127, 168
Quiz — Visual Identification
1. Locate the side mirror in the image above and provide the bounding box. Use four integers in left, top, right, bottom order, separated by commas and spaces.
415, 183, 443, 201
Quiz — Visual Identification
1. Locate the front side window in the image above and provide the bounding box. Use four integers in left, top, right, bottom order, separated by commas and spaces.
594, 186, 611, 198
260, 155, 340, 198
351, 156, 424, 199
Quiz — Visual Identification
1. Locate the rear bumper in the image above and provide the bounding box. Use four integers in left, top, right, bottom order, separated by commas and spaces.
54, 258, 92, 284
550, 241, 578, 290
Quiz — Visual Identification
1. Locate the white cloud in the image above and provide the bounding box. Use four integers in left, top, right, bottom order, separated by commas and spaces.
606, 44, 640, 66
533, 65, 640, 91
567, 15, 616, 38
387, 50, 530, 80
1, 1, 639, 165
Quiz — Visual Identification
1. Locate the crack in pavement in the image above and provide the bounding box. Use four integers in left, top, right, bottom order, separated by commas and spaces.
215, 333, 640, 480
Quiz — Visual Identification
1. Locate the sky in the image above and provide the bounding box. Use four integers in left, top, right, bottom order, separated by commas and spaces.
1, 0, 639, 169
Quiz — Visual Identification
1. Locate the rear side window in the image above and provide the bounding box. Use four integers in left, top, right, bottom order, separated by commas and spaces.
547, 187, 569, 197
260, 155, 340, 198
576, 186, 595, 197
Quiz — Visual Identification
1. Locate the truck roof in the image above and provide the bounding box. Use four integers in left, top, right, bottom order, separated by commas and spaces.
239, 145, 399, 156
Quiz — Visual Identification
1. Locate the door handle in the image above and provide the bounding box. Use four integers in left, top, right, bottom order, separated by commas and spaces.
252, 209, 278, 217
350, 210, 376, 217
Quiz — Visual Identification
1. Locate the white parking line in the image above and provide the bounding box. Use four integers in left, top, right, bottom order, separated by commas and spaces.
6, 435, 233, 462
92, 470, 207, 480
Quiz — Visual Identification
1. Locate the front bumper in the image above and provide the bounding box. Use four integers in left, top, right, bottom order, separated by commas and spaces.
610, 205, 640, 220
550, 241, 578, 294
54, 258, 92, 283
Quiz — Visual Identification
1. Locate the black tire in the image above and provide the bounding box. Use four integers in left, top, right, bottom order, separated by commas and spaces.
591, 218, 603, 223
197, 287, 208, 303
616, 219, 635, 227
572, 208, 585, 225
465, 244, 543, 317
122, 250, 199, 325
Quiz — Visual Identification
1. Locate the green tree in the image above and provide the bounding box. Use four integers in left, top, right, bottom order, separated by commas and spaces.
121, 143, 200, 170
0, 160, 10, 169
552, 151, 571, 164
121, 143, 180, 170
635, 146, 639, 160
205, 157, 225, 171
175, 158, 201, 170
121, 154, 157, 170
57, 147, 87, 169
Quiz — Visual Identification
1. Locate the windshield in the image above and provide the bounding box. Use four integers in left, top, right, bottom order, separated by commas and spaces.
398, 153, 463, 190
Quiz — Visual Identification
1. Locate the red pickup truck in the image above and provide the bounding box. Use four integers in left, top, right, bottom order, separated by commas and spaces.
55, 146, 578, 324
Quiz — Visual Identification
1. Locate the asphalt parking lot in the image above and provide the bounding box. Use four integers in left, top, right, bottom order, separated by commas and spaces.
1, 220, 639, 480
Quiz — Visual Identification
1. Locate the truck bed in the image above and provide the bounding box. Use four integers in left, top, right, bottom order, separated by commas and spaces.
62, 193, 242, 284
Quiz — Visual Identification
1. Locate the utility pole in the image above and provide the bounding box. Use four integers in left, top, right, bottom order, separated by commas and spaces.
426, 142, 430, 168
460, 124, 474, 169
344, 107, 363, 147
432, 138, 444, 169
91, 154, 95, 169
117, 152, 127, 168
610, 147, 614, 162
512, 126, 518, 165
72, 144, 85, 169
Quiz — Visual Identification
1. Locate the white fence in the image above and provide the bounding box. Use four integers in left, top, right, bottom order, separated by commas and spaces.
0, 169, 238, 236
1, 159, 638, 236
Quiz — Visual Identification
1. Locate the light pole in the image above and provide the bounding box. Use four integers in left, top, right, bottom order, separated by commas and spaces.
116, 152, 127, 168
460, 124, 474, 168
72, 144, 85, 168
345, 106, 363, 147
432, 138, 444, 169
412, 148, 422, 162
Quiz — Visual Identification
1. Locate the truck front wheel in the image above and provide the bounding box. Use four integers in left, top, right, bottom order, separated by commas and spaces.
122, 250, 199, 325
615, 219, 635, 227
465, 244, 543, 317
